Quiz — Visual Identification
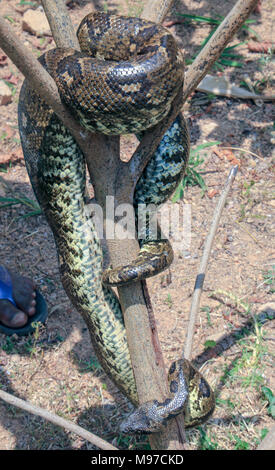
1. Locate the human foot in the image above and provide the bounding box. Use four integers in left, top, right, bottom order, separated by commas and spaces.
0, 267, 36, 328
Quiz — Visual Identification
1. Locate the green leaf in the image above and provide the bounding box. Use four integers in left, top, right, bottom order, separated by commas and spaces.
4, 16, 15, 24
218, 58, 244, 68
193, 141, 221, 151
171, 184, 184, 203
261, 386, 274, 402
175, 13, 221, 25
204, 340, 216, 349
261, 386, 275, 418
233, 435, 250, 450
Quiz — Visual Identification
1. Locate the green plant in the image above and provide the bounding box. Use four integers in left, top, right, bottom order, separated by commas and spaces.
176, 13, 258, 69
116, 432, 150, 450
216, 397, 236, 410
220, 319, 267, 393
18, 1, 38, 5
79, 357, 102, 374
0, 166, 8, 173
263, 265, 275, 294
257, 427, 269, 446
3, 80, 17, 96
165, 293, 173, 308
4, 16, 16, 24
172, 141, 221, 201
1, 336, 17, 354
261, 386, 275, 419
231, 434, 250, 450
0, 195, 42, 218
23, 322, 43, 357
201, 305, 212, 326
241, 180, 255, 198
204, 340, 216, 349
198, 428, 219, 450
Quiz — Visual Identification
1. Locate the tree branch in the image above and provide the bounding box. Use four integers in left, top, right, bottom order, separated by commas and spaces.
0, 389, 117, 450
0, 0, 183, 450
41, 0, 79, 49
183, 0, 258, 102
0, 16, 80, 135
119, 89, 183, 195
128, 0, 258, 185
140, 0, 174, 24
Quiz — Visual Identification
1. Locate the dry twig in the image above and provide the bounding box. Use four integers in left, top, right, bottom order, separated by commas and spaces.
0, 389, 117, 450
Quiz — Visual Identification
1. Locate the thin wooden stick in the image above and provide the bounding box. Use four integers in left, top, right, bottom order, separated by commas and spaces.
184, 165, 239, 360
0, 389, 117, 450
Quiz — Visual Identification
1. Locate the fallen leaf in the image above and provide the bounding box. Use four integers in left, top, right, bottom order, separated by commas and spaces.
162, 19, 184, 27
254, 0, 262, 14
0, 153, 11, 164
249, 296, 265, 303
213, 147, 241, 166
0, 80, 12, 105
22, 9, 51, 37
208, 189, 219, 198
2, 73, 19, 85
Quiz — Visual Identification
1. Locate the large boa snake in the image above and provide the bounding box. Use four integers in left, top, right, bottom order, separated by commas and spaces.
18, 11, 215, 434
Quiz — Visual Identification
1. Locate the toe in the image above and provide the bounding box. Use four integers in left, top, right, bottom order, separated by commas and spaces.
0, 300, 28, 327
9, 311, 28, 327
8, 272, 36, 317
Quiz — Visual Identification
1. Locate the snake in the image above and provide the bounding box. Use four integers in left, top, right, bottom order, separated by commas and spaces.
18, 11, 215, 433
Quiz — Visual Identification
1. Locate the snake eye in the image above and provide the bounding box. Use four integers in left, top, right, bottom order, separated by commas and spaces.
168, 361, 176, 375
199, 378, 211, 398
169, 379, 178, 394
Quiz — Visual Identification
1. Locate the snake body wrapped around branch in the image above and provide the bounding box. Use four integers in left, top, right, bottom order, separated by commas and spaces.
18, 12, 215, 433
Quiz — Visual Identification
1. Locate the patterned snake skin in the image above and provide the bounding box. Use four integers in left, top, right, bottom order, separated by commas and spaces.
18, 12, 215, 433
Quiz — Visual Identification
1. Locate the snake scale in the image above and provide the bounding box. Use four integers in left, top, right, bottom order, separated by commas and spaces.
18, 11, 215, 433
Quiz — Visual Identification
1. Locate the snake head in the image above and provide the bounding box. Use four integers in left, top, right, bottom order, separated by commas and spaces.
119, 400, 165, 434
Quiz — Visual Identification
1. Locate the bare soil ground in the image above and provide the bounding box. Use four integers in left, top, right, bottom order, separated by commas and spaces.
0, 0, 274, 450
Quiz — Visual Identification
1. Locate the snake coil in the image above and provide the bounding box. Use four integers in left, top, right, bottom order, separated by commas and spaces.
18, 11, 215, 433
